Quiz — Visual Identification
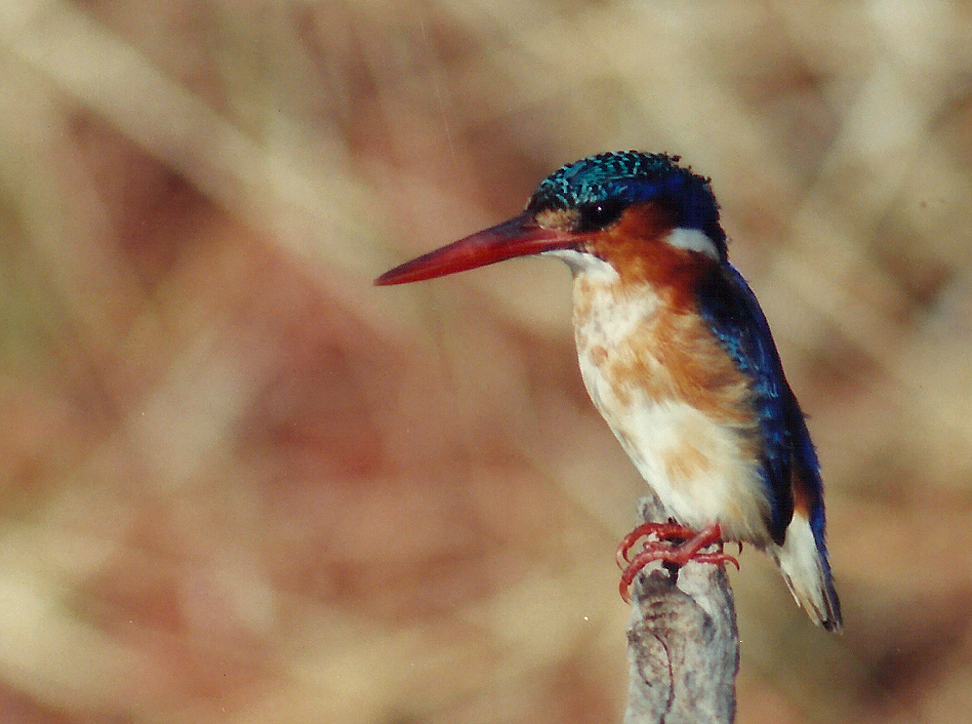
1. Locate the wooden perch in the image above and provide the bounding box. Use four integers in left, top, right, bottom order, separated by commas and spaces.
623, 497, 739, 724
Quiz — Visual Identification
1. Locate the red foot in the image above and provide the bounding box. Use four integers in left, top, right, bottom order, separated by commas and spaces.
618, 523, 739, 603
616, 521, 698, 568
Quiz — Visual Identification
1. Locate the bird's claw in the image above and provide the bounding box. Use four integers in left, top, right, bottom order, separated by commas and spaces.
615, 521, 697, 568
617, 523, 738, 602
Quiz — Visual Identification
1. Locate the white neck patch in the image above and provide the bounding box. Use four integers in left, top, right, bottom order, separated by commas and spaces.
541, 248, 616, 278
665, 227, 720, 260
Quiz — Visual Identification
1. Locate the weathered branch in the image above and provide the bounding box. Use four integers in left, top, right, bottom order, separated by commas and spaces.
623, 497, 739, 724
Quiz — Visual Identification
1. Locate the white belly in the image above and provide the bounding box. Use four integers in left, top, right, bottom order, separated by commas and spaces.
568, 262, 771, 542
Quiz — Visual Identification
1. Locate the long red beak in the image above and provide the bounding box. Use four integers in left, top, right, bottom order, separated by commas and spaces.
374, 212, 580, 286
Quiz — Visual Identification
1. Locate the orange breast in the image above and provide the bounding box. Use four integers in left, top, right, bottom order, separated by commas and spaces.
572, 267, 771, 540
577, 286, 757, 426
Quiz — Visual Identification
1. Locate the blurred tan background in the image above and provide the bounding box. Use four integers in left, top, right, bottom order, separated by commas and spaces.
1, 1, 971, 722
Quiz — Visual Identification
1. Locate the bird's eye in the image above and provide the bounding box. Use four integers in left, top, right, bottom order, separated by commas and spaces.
578, 200, 624, 231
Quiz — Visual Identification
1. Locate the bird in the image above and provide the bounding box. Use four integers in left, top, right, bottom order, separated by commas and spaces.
375, 151, 842, 631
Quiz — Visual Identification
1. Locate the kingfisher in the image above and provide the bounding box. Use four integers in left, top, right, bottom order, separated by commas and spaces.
375, 151, 842, 631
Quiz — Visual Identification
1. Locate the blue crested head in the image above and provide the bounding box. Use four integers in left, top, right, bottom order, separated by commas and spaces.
375, 151, 730, 287
527, 151, 728, 262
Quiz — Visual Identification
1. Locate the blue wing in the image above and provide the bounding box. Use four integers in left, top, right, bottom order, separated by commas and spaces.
695, 262, 838, 627
694, 263, 819, 543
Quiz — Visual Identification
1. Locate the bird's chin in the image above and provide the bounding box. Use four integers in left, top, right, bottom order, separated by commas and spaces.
541, 248, 615, 278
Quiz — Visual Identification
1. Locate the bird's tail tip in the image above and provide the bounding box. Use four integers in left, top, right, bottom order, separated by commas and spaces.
773, 513, 843, 632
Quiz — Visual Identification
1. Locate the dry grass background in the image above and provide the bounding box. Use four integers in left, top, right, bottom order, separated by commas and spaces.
1, 1, 971, 722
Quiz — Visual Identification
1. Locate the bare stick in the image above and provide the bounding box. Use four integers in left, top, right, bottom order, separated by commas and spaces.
623, 497, 739, 724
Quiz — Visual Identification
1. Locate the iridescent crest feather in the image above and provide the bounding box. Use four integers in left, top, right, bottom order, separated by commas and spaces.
527, 151, 728, 261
